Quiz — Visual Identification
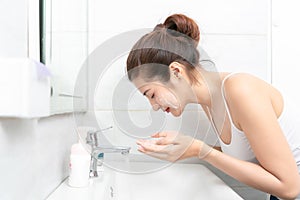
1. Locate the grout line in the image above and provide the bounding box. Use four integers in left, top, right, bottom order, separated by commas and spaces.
44, 176, 69, 199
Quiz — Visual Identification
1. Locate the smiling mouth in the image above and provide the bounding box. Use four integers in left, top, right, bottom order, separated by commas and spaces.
165, 107, 170, 113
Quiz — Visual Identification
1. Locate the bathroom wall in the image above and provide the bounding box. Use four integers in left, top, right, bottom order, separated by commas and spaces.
272, 0, 300, 108
0, 0, 78, 199
0, 115, 77, 200
0, 0, 27, 57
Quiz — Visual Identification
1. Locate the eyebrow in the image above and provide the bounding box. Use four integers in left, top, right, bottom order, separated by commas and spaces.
143, 89, 150, 96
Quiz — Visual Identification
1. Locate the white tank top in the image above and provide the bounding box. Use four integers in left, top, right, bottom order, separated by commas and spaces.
211, 73, 300, 171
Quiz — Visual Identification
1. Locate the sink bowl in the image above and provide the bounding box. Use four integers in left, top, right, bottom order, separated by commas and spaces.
108, 162, 242, 200
47, 162, 242, 200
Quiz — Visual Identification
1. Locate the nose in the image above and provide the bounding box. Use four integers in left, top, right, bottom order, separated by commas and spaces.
151, 103, 160, 111
149, 98, 160, 111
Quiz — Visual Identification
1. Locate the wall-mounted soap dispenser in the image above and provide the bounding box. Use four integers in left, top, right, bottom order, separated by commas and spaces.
0, 58, 51, 118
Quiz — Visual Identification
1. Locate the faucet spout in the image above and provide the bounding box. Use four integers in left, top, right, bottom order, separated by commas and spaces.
89, 145, 131, 178
86, 126, 131, 178
93, 145, 131, 155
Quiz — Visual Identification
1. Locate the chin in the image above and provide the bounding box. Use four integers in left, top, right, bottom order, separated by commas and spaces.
171, 108, 183, 117
169, 103, 186, 117
172, 113, 181, 117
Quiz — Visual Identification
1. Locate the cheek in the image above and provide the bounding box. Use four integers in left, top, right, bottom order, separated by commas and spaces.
156, 91, 180, 109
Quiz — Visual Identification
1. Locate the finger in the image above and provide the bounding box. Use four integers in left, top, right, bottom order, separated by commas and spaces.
141, 143, 166, 153
137, 145, 146, 153
136, 140, 144, 145
151, 132, 167, 138
137, 139, 172, 152
139, 146, 180, 162
155, 137, 175, 145
139, 142, 170, 153
136, 139, 156, 146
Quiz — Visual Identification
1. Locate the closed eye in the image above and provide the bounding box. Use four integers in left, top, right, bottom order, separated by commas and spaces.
143, 89, 150, 97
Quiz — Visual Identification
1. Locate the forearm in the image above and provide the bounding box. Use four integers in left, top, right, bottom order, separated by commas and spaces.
190, 140, 287, 195
202, 148, 296, 199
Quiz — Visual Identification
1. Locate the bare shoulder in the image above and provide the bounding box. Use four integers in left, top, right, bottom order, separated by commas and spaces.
221, 73, 275, 129
223, 72, 284, 121
223, 73, 272, 104
222, 72, 270, 101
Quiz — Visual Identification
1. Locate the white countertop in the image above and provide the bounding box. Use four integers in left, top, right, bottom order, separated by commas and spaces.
47, 162, 242, 200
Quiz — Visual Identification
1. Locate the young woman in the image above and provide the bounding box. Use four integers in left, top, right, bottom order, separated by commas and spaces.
126, 14, 300, 199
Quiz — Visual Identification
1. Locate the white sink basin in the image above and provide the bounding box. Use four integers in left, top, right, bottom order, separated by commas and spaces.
111, 162, 242, 200
47, 162, 242, 200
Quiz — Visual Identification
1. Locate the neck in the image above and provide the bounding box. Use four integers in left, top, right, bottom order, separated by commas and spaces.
190, 70, 225, 108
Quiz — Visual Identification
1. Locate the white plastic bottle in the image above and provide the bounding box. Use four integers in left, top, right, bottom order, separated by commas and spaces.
68, 141, 91, 187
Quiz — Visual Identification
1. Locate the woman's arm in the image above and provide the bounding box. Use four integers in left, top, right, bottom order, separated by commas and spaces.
203, 148, 299, 200
202, 74, 300, 199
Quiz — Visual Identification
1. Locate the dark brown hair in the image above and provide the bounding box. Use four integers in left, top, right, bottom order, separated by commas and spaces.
126, 14, 201, 84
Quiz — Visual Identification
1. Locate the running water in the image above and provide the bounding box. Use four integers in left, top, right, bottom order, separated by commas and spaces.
123, 152, 131, 173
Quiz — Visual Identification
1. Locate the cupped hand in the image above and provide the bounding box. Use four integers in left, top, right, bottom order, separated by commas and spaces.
136, 131, 211, 162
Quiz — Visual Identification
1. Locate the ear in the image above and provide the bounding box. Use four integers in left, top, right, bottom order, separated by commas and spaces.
169, 62, 184, 79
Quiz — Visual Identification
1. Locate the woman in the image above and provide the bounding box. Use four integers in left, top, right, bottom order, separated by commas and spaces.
126, 14, 300, 199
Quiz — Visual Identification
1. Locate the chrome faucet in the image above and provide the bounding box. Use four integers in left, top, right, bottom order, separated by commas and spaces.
86, 126, 131, 178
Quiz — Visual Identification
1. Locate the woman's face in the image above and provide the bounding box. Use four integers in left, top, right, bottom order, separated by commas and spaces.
133, 78, 186, 117
131, 62, 199, 116
133, 78, 184, 117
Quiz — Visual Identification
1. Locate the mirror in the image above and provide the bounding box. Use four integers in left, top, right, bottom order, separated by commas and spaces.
42, 0, 88, 114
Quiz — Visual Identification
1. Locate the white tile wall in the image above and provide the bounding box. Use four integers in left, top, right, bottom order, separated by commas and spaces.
88, 0, 268, 35
201, 34, 269, 81
51, 0, 87, 32
50, 32, 88, 89
93, 53, 132, 110
0, 115, 77, 200
0, 0, 28, 57
272, 0, 300, 110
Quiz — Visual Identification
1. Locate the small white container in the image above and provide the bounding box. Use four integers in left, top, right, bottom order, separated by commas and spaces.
68, 141, 91, 187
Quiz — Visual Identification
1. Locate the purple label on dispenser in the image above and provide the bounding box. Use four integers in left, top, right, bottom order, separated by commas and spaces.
33, 59, 52, 79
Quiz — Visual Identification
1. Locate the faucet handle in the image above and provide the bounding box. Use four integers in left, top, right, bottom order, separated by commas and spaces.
86, 126, 113, 146
88, 126, 113, 135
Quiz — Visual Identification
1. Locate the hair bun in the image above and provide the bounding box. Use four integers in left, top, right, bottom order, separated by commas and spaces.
163, 14, 200, 44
